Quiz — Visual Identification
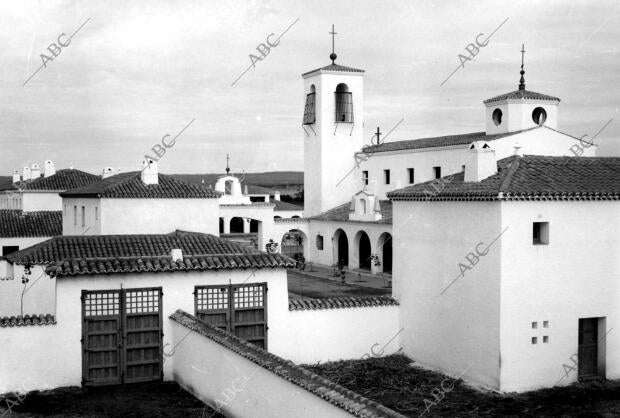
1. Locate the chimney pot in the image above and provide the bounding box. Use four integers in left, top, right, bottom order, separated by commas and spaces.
12, 170, 20, 183
464, 141, 497, 182
171, 248, 183, 262
44, 160, 56, 178
141, 159, 158, 185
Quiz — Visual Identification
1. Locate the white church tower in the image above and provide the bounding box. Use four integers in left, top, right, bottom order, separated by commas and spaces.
302, 25, 365, 217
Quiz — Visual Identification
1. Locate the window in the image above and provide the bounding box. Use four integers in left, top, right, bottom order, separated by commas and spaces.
531, 337, 538, 344
384, 169, 390, 185
543, 336, 549, 343
2, 246, 19, 256
362, 170, 369, 186
225, 180, 233, 195
360, 198, 367, 214
81, 206, 85, 227
316, 235, 324, 250
533, 222, 549, 245
95, 207, 99, 221
408, 168, 414, 184
531, 322, 538, 329
334, 83, 353, 123
532, 107, 547, 126
73, 206, 77, 226
433, 166, 441, 179
543, 321, 549, 328
303, 85, 316, 125
492, 108, 502, 126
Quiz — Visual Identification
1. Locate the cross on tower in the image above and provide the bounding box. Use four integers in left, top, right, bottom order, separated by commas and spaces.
519, 44, 526, 90
329, 24, 338, 64
225, 154, 230, 174
374, 127, 382, 145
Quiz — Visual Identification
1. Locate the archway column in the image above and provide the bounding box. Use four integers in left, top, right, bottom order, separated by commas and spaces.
223, 217, 231, 234
242, 218, 249, 233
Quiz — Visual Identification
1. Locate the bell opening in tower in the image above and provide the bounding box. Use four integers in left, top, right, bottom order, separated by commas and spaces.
335, 83, 353, 123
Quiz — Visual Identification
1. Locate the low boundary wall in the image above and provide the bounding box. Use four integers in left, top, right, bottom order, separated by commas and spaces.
170, 310, 406, 418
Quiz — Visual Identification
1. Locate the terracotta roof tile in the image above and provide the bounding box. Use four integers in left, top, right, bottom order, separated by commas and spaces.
361, 130, 530, 154
170, 310, 407, 418
388, 155, 620, 201
289, 296, 399, 311
16, 169, 100, 191
309, 200, 392, 224
0, 210, 61, 238
484, 89, 561, 104
6, 230, 294, 277
0, 314, 56, 327
60, 172, 220, 199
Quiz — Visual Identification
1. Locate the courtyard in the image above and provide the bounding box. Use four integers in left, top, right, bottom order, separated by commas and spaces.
287, 267, 392, 299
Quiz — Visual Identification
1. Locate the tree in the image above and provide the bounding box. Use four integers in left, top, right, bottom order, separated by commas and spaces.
265, 239, 279, 254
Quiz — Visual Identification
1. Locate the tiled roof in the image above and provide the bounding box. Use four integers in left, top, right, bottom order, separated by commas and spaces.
289, 296, 399, 311
361, 130, 528, 154
484, 89, 561, 104
0, 210, 62, 238
170, 310, 407, 418
6, 230, 295, 277
60, 172, 220, 199
388, 155, 620, 201
273, 200, 303, 211
15, 169, 100, 191
302, 63, 365, 76
309, 200, 392, 224
0, 314, 56, 327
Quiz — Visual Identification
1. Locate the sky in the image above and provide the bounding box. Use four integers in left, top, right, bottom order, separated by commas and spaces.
1, 0, 619, 175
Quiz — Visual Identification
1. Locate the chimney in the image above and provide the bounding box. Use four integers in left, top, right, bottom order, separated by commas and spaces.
102, 167, 115, 179
44, 160, 56, 177
12, 170, 20, 183
274, 191, 281, 201
170, 248, 183, 262
22, 166, 31, 181
513, 142, 523, 156
464, 141, 497, 182
141, 158, 158, 185
31, 163, 41, 179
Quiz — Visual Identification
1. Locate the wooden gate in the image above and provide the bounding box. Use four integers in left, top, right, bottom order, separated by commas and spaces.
82, 287, 163, 386
195, 283, 268, 349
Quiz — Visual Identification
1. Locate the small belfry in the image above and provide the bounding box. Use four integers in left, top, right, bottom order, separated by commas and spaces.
483, 44, 560, 135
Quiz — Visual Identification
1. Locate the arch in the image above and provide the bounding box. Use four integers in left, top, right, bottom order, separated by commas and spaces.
335, 83, 353, 123
291, 215, 300, 219
333, 229, 349, 267
274, 215, 282, 220
230, 217, 244, 233
249, 219, 259, 233
377, 232, 392, 274
355, 231, 372, 270
532, 107, 547, 126
336, 83, 349, 93
224, 180, 234, 195
281, 229, 308, 260
310, 84, 316, 93
492, 108, 502, 126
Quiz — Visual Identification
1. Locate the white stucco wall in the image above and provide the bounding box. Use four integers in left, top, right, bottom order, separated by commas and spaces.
0, 267, 288, 393
0, 264, 56, 317
485, 100, 559, 135
62, 197, 219, 236
392, 200, 502, 390
498, 200, 620, 392
0, 236, 51, 257
21, 192, 62, 212
171, 320, 354, 418
274, 306, 401, 365
303, 70, 365, 217
61, 197, 102, 235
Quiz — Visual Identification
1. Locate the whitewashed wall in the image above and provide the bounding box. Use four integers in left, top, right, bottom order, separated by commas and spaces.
0, 264, 56, 317
498, 200, 620, 392
170, 320, 354, 418
21, 192, 61, 212
392, 200, 502, 390
0, 236, 51, 257
0, 268, 287, 394
274, 305, 401, 364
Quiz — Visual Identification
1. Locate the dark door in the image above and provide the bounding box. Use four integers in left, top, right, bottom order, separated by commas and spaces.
82, 287, 162, 386
337, 231, 349, 267
578, 318, 599, 379
195, 283, 267, 349
383, 236, 392, 273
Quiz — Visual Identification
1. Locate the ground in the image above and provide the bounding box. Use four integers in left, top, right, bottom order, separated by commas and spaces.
306, 354, 620, 417
287, 268, 391, 299
0, 381, 222, 418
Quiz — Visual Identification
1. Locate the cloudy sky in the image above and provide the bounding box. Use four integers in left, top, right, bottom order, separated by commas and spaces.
1, 0, 619, 175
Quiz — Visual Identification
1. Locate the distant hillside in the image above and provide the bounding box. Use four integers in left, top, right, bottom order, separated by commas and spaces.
0, 176, 13, 190
172, 171, 303, 189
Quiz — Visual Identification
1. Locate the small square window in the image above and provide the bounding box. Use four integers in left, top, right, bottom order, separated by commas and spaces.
433, 166, 441, 179
531, 321, 538, 329
533, 222, 549, 245
384, 169, 390, 185
543, 336, 549, 343
531, 337, 538, 344
543, 321, 549, 328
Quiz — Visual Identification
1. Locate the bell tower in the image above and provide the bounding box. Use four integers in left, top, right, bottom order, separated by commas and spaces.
302, 25, 365, 217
